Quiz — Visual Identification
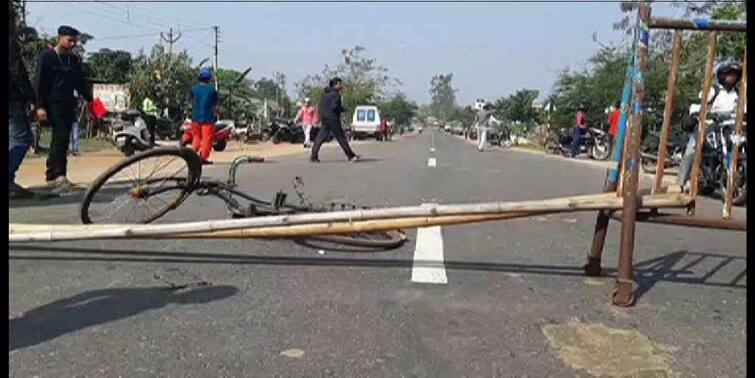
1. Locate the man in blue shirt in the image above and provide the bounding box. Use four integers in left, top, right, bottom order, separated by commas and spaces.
189, 68, 219, 164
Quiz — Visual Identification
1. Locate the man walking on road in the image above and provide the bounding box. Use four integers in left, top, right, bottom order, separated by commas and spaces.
34, 25, 92, 193
9, 10, 38, 199
293, 98, 318, 148
475, 102, 501, 152
310, 78, 359, 163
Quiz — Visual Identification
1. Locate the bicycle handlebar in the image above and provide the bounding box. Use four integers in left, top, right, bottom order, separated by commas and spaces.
227, 155, 265, 186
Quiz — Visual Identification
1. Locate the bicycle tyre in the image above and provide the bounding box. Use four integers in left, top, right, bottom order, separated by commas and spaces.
80, 147, 202, 224
311, 230, 407, 249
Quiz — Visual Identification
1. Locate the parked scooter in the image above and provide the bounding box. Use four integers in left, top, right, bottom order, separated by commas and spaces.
112, 109, 152, 156
180, 118, 234, 151
545, 127, 611, 160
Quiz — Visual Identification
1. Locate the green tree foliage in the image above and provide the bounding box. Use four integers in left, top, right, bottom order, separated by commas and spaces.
296, 46, 398, 123
129, 44, 196, 119
86, 49, 133, 83
379, 92, 418, 126
428, 73, 457, 121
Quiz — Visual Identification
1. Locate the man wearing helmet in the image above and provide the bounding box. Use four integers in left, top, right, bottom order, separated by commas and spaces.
677, 60, 744, 190
293, 97, 318, 148
189, 68, 220, 164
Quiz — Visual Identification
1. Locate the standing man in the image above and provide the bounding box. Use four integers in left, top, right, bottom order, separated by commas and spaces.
189, 68, 219, 164
293, 98, 318, 148
9, 12, 38, 199
310, 78, 359, 162
475, 102, 501, 152
569, 104, 588, 158
34, 25, 92, 193
607, 101, 621, 148
142, 96, 158, 146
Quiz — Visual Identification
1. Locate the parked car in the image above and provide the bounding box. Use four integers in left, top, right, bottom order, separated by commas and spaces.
351, 105, 382, 139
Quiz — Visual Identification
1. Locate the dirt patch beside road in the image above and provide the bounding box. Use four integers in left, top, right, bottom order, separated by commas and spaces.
15, 139, 379, 188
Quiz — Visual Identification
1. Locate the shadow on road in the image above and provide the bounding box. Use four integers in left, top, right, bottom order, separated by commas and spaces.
10, 246, 745, 301
9, 285, 238, 351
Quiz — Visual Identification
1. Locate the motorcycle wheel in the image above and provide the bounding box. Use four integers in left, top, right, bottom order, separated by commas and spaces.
272, 132, 283, 144
121, 140, 136, 157
641, 156, 657, 174
589, 139, 611, 160
720, 161, 747, 207
213, 140, 227, 152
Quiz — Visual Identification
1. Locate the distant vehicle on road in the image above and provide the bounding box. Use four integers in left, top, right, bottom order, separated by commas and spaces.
351, 105, 382, 139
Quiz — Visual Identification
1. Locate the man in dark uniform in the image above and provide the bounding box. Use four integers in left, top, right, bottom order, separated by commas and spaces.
310, 77, 360, 163
34, 25, 92, 193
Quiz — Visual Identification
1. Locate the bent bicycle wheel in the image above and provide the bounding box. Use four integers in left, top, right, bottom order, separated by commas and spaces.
81, 147, 202, 224
310, 230, 408, 249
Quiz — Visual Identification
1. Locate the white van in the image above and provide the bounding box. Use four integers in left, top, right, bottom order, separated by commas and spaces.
351, 105, 381, 139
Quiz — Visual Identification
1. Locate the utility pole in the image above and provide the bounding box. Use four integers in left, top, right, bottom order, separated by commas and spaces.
21, 0, 27, 24
213, 26, 220, 90
160, 28, 181, 57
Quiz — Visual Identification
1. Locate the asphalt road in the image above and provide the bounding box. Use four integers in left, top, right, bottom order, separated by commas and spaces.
9, 130, 746, 377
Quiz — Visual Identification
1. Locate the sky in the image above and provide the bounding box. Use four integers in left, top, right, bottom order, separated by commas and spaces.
27, 1, 683, 105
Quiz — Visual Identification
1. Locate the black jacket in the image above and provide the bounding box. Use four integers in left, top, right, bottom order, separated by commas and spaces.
8, 35, 35, 105
318, 87, 343, 126
34, 48, 92, 108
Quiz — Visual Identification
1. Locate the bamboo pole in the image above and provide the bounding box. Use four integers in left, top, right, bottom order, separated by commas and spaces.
615, 4, 651, 307
8, 192, 692, 242
653, 31, 683, 194
649, 17, 747, 32
688, 32, 718, 212
722, 49, 747, 219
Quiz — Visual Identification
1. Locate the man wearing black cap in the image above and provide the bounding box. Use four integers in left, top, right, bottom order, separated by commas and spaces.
34, 25, 92, 193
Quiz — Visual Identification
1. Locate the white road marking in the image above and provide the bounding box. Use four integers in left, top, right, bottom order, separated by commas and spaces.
411, 204, 447, 284
430, 147, 435, 152
427, 158, 437, 167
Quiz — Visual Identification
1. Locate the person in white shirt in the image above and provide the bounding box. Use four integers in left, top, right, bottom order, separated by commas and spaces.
678, 60, 743, 189
475, 101, 501, 151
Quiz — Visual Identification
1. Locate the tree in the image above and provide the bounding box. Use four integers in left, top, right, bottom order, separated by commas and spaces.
296, 46, 398, 123
428, 73, 457, 121
86, 49, 132, 83
129, 44, 196, 119
379, 92, 418, 126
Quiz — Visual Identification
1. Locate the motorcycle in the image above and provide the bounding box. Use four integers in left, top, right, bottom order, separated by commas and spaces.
545, 127, 611, 160
180, 118, 234, 152
696, 114, 746, 206
640, 129, 687, 174
262, 118, 321, 144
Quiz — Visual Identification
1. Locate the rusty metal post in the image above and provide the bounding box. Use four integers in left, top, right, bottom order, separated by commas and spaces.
687, 32, 718, 214
585, 174, 616, 276
614, 4, 651, 307
723, 50, 747, 219
653, 31, 683, 194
